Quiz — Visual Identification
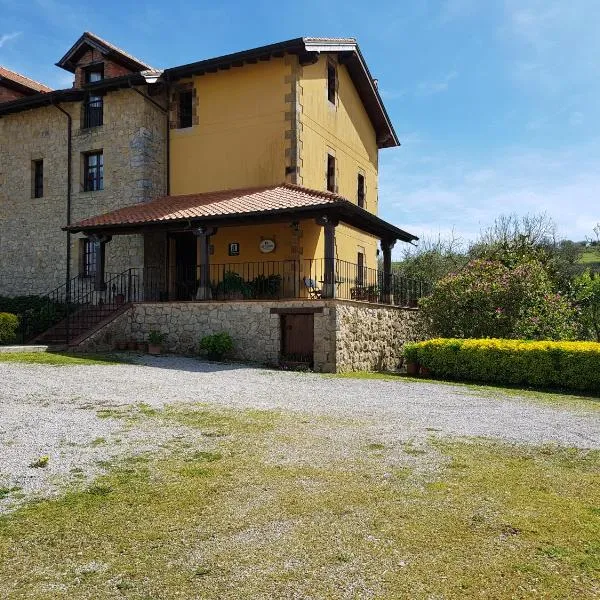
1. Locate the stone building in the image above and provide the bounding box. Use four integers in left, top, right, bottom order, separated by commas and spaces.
0, 32, 426, 370
0, 32, 167, 296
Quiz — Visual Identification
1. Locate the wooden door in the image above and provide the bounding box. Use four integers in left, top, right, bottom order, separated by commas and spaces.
281, 313, 314, 366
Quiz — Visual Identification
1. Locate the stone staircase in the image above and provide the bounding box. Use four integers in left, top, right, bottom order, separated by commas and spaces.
33, 304, 128, 346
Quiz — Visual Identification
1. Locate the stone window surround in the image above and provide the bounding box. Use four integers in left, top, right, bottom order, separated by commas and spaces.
169, 82, 199, 129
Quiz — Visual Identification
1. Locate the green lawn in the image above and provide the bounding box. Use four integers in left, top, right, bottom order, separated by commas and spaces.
0, 352, 126, 366
0, 405, 598, 599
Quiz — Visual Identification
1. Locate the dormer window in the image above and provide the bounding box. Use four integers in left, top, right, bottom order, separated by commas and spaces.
85, 65, 104, 83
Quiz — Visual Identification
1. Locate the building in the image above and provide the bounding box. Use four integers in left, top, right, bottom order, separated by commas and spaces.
0, 33, 425, 371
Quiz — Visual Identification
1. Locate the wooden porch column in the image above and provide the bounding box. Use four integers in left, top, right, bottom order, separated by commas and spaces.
193, 226, 217, 300
382, 239, 396, 304
87, 233, 112, 291
316, 216, 338, 298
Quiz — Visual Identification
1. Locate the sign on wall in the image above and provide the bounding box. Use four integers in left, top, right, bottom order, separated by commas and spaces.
228, 242, 240, 256
259, 239, 276, 253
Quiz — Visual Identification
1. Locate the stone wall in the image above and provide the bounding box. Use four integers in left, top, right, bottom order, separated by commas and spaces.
76, 299, 424, 373
334, 301, 425, 372
0, 85, 167, 297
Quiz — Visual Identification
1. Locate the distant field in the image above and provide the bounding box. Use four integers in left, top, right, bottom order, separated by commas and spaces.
578, 248, 600, 273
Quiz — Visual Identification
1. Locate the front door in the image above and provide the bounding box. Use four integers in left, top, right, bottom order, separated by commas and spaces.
171, 233, 197, 300
281, 313, 314, 367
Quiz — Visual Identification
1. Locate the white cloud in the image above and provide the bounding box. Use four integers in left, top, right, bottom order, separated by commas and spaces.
0, 31, 21, 47
379, 141, 600, 253
416, 71, 458, 96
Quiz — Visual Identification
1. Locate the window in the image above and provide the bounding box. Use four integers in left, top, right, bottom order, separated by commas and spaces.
357, 251, 365, 286
84, 151, 103, 191
326, 154, 336, 192
357, 173, 365, 208
33, 160, 43, 198
327, 62, 337, 104
179, 90, 193, 128
81, 239, 98, 277
85, 66, 104, 83
83, 95, 103, 128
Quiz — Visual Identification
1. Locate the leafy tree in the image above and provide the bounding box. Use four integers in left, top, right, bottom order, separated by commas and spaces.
572, 270, 600, 341
419, 259, 578, 340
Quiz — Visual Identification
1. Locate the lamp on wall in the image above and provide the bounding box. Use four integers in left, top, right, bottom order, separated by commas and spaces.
290, 221, 300, 232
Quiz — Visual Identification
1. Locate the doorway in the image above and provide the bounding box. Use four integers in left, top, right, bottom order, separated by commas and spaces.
169, 232, 197, 300
280, 313, 314, 367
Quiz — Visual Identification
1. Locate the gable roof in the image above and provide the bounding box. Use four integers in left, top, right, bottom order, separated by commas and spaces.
0, 66, 53, 94
165, 37, 399, 148
56, 31, 153, 73
66, 183, 417, 243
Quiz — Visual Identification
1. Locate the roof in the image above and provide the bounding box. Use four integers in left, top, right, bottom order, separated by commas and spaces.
66, 183, 417, 243
0, 66, 53, 94
165, 37, 399, 148
56, 31, 153, 73
1, 36, 399, 148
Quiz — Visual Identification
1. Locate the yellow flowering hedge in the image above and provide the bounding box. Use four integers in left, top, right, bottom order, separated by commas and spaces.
404, 339, 600, 393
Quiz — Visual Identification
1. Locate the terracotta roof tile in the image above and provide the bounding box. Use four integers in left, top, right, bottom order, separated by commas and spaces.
69, 184, 348, 230
83, 31, 153, 70
0, 66, 53, 93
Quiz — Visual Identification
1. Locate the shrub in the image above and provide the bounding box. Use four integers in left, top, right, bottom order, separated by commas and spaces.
148, 330, 166, 345
573, 270, 600, 342
419, 259, 578, 340
404, 338, 600, 393
0, 313, 19, 345
199, 332, 234, 361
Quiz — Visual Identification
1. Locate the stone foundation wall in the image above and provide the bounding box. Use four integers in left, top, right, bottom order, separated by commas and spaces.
76, 299, 425, 373
333, 301, 425, 372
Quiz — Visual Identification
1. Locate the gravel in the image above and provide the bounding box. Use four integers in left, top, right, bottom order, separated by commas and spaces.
1, 355, 599, 512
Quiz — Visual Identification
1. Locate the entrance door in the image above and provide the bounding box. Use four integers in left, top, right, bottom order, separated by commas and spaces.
171, 232, 197, 300
281, 313, 314, 367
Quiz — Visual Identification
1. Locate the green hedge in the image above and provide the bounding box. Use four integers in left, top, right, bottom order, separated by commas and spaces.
0, 313, 19, 345
404, 338, 600, 393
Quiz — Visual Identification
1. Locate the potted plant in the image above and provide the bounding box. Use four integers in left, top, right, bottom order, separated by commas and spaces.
148, 330, 166, 355
199, 332, 234, 361
403, 343, 420, 376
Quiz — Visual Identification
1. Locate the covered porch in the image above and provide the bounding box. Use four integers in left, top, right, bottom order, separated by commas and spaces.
66, 184, 426, 307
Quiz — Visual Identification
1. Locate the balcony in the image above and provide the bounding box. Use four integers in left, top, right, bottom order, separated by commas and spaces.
83, 98, 103, 129
126, 259, 430, 307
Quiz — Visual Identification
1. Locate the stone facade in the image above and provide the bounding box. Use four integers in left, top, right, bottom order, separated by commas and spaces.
334, 302, 425, 372
0, 86, 167, 296
77, 299, 424, 373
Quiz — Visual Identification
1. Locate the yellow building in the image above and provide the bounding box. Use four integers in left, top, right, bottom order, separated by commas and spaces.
67, 37, 416, 304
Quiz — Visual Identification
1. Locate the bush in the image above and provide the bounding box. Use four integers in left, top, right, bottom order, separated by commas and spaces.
419, 259, 578, 340
199, 332, 234, 361
573, 270, 600, 342
0, 313, 20, 345
0, 295, 67, 341
404, 338, 600, 393
148, 330, 166, 345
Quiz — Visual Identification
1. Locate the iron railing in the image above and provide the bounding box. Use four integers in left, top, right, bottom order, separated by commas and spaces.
134, 259, 430, 307
83, 98, 103, 128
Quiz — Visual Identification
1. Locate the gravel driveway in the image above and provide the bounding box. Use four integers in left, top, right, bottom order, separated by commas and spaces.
1, 355, 599, 512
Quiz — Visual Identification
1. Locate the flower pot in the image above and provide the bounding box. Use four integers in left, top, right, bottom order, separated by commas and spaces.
148, 343, 161, 355
406, 361, 419, 376
137, 342, 146, 352
115, 340, 127, 351
127, 341, 137, 351
419, 365, 431, 377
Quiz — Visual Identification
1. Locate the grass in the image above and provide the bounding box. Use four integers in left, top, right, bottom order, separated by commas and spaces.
0, 405, 598, 599
579, 248, 600, 268
330, 371, 600, 411
0, 352, 126, 366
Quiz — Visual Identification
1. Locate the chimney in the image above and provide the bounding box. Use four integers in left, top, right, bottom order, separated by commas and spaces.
373, 78, 378, 88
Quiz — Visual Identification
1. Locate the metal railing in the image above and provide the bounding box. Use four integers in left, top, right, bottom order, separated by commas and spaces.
83, 98, 103, 128
133, 259, 430, 307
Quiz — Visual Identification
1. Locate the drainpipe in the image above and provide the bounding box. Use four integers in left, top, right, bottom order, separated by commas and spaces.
53, 103, 72, 344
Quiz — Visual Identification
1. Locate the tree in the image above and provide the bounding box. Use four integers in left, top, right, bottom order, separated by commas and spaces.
419, 259, 578, 340
573, 270, 600, 341
393, 231, 467, 283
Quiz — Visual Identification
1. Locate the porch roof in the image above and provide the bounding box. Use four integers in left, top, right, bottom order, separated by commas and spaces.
65, 183, 418, 243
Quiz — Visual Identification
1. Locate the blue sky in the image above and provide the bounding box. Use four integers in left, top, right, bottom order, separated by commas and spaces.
1, 0, 599, 248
